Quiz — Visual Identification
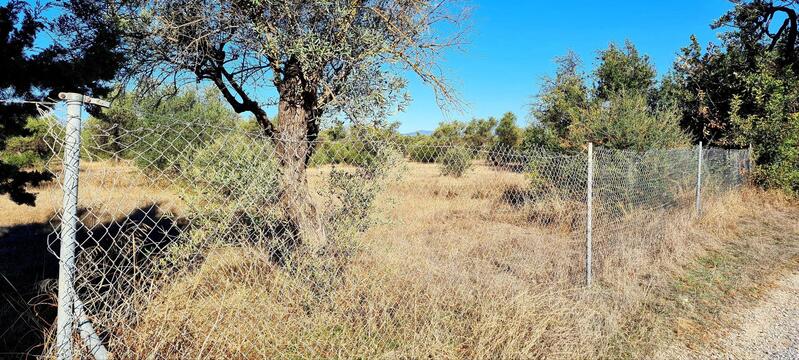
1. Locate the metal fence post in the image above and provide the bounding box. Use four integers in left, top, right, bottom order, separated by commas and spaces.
56, 93, 84, 359
585, 142, 594, 287
695, 141, 703, 216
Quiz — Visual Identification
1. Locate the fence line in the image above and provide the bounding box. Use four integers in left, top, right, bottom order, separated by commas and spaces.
40, 96, 750, 359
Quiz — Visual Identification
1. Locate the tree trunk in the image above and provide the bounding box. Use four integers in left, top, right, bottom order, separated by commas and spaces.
274, 98, 326, 257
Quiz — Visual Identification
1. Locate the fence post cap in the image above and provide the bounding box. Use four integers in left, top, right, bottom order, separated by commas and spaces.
58, 92, 111, 108
58, 92, 84, 102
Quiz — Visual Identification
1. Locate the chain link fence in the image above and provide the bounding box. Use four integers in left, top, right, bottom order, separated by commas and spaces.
37, 99, 750, 358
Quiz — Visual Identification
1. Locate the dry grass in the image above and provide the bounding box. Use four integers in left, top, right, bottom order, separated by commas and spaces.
0, 160, 183, 356
0, 182, 60, 228
3, 161, 798, 358
651, 190, 799, 357
0, 160, 183, 228
105, 164, 799, 358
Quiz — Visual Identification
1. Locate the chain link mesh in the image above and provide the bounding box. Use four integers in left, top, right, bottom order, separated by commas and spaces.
40, 113, 749, 358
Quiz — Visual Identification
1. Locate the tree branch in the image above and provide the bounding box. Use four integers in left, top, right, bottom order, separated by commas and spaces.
199, 64, 274, 136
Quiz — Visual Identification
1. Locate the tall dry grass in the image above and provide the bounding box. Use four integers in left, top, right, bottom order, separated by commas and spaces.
96, 163, 796, 359
0, 160, 184, 356
3, 160, 796, 358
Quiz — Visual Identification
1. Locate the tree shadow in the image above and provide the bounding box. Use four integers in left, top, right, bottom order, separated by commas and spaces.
0, 204, 184, 358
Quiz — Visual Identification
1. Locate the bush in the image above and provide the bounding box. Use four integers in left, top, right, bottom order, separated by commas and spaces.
309, 123, 402, 167
438, 146, 472, 177
186, 133, 280, 202
525, 147, 695, 218
521, 125, 561, 153
730, 58, 799, 197
593, 149, 693, 214
178, 131, 282, 256
527, 153, 586, 201
313, 140, 402, 285
0, 116, 58, 169
89, 86, 240, 172
310, 138, 396, 168
569, 91, 691, 151
487, 141, 523, 167
407, 136, 442, 163
0, 150, 41, 169
495, 112, 522, 150
309, 141, 358, 166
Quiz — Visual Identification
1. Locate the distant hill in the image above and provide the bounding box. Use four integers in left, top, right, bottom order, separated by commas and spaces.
402, 130, 433, 136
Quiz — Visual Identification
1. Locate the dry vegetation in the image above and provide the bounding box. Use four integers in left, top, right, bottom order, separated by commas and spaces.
0, 160, 182, 355
2, 160, 798, 358
0, 160, 183, 229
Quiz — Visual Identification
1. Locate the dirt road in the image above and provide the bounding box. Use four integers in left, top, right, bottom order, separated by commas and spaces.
706, 271, 799, 359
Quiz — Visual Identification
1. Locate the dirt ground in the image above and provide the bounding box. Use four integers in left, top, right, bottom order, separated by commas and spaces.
682, 271, 799, 359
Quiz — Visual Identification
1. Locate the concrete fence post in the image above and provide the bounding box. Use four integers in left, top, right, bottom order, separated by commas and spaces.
55, 93, 111, 360
585, 142, 594, 287
695, 141, 703, 217
56, 93, 84, 360
75, 297, 110, 359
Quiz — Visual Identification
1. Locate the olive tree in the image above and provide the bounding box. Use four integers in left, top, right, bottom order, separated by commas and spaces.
112, 0, 467, 251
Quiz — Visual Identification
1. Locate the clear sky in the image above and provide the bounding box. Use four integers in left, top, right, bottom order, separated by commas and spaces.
391, 0, 735, 133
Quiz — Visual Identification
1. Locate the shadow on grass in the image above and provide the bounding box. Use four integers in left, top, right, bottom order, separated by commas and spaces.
0, 204, 184, 358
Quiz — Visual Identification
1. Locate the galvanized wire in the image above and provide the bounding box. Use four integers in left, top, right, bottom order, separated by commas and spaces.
40, 114, 749, 358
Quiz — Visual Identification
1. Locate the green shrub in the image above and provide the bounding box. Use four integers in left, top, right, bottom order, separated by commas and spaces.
495, 112, 522, 150
0, 116, 59, 169
487, 141, 522, 166
730, 58, 799, 197
408, 136, 442, 163
438, 146, 472, 177
310, 138, 392, 168
521, 125, 561, 152
526, 148, 694, 217
187, 133, 279, 201
289, 139, 401, 297
310, 141, 357, 166
156, 131, 282, 267
594, 149, 693, 214
179, 132, 282, 253
309, 122, 402, 167
89, 86, 240, 172
131, 116, 235, 172
0, 150, 41, 168
569, 91, 691, 151
527, 153, 586, 201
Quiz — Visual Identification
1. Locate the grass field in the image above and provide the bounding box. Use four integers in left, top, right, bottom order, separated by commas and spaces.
1, 159, 798, 358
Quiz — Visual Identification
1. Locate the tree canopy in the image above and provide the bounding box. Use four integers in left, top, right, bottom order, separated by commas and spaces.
112, 0, 466, 140
594, 40, 657, 101
529, 0, 799, 195
531, 42, 684, 151
97, 0, 469, 249
0, 0, 124, 205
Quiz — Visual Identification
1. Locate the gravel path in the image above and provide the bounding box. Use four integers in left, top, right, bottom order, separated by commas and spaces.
706, 271, 799, 360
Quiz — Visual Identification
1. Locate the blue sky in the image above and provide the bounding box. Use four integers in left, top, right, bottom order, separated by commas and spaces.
391, 0, 735, 133
19, 0, 735, 130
